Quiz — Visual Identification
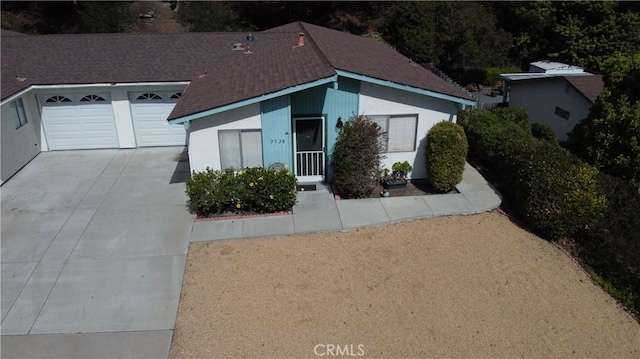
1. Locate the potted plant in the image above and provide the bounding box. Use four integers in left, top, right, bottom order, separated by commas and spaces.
382, 161, 413, 189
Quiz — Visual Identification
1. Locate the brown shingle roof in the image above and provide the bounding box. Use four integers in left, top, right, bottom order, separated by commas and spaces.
564, 75, 604, 103
300, 22, 473, 101
2, 22, 472, 120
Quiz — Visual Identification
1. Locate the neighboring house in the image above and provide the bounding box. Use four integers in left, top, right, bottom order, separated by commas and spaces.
501, 61, 603, 141
1, 22, 474, 184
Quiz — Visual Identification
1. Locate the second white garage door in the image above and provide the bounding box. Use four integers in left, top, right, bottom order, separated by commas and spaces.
130, 91, 186, 147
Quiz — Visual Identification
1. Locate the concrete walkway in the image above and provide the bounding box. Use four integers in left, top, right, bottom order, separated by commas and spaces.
191, 163, 502, 242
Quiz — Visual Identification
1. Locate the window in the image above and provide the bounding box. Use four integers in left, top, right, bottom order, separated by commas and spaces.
136, 93, 162, 100
169, 92, 182, 99
564, 82, 571, 94
219, 130, 263, 169
367, 114, 418, 152
45, 95, 72, 103
11, 99, 28, 129
80, 94, 106, 102
554, 106, 570, 120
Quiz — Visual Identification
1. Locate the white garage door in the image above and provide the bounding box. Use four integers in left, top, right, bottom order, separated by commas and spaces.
130, 91, 186, 147
40, 94, 119, 150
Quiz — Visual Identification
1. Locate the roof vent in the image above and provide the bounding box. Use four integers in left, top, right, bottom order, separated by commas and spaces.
232, 43, 245, 51
295, 32, 305, 47
246, 33, 255, 42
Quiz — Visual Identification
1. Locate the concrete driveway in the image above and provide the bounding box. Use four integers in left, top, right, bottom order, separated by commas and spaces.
1, 147, 193, 358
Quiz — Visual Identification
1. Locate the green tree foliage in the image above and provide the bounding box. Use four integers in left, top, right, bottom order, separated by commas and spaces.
492, 1, 640, 70
331, 115, 386, 199
567, 53, 640, 189
79, 2, 135, 33
380, 1, 512, 69
176, 1, 243, 32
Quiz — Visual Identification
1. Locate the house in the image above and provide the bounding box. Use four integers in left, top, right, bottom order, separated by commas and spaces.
501, 61, 603, 141
1, 22, 474, 184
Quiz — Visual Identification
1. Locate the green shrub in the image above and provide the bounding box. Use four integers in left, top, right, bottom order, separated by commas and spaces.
531, 122, 558, 144
186, 167, 297, 216
577, 173, 640, 315
457, 107, 531, 163
426, 121, 468, 192
497, 139, 607, 239
331, 115, 386, 198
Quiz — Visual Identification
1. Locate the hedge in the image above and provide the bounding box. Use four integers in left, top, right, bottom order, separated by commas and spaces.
426, 121, 468, 192
186, 167, 297, 216
531, 122, 558, 144
457, 107, 531, 163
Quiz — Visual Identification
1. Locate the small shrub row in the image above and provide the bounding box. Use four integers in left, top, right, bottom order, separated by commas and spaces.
331, 115, 386, 199
426, 121, 468, 192
186, 167, 297, 216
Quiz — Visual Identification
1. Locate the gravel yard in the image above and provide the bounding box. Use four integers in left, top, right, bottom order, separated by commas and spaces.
170, 211, 640, 358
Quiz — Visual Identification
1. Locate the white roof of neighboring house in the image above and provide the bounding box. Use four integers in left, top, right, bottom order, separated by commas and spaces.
500, 72, 595, 82
529, 60, 585, 74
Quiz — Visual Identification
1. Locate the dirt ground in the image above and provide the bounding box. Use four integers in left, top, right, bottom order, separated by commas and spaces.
170, 211, 640, 358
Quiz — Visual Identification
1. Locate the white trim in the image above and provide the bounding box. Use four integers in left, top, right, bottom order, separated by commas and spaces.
1, 81, 190, 105
293, 116, 325, 182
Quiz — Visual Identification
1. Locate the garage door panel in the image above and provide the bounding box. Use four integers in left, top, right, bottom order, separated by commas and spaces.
130, 98, 185, 147
41, 96, 119, 150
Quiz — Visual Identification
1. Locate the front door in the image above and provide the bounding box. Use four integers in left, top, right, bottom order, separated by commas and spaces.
293, 117, 324, 182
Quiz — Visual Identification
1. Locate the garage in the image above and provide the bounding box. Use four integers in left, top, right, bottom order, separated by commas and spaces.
40, 93, 119, 150
130, 91, 186, 147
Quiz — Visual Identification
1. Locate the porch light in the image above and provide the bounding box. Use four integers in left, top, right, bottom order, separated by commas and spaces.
336, 117, 343, 130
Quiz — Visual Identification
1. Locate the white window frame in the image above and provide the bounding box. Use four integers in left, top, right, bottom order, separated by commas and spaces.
218, 129, 263, 170
367, 114, 418, 152
11, 98, 28, 129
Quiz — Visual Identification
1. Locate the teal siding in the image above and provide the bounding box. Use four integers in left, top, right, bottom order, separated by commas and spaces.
263, 78, 359, 181
261, 96, 293, 171
291, 84, 332, 116
323, 78, 360, 180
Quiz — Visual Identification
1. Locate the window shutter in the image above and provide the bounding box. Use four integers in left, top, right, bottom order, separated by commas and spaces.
388, 115, 417, 152
219, 130, 242, 170
241, 130, 263, 168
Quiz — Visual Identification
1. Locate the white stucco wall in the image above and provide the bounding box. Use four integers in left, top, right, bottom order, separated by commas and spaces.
509, 78, 592, 141
187, 103, 262, 173
359, 82, 459, 179
1, 94, 41, 184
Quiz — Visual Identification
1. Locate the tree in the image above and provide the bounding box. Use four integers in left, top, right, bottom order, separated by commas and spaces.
492, 0, 640, 71
380, 2, 512, 69
176, 1, 243, 32
567, 53, 640, 189
79, 2, 135, 33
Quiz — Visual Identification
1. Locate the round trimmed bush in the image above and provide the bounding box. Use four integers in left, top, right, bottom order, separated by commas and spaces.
426, 121, 468, 192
